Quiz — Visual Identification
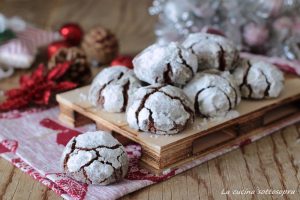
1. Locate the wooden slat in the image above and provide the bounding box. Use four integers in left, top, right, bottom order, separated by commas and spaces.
0, 158, 61, 200
45, 189, 62, 200
223, 150, 254, 200
2, 166, 36, 200
168, 173, 189, 200
242, 143, 273, 200
256, 136, 287, 199
0, 159, 15, 198
27, 181, 49, 200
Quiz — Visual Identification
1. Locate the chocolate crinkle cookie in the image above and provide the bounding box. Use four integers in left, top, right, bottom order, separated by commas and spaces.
88, 66, 141, 112
133, 42, 198, 86
182, 33, 239, 71
232, 59, 284, 99
61, 131, 128, 185
126, 84, 194, 135
184, 70, 241, 118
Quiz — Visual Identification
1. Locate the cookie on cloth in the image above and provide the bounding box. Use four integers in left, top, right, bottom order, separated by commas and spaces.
61, 131, 128, 185
182, 33, 239, 71
232, 59, 284, 99
126, 84, 194, 135
88, 66, 141, 112
184, 70, 241, 117
133, 42, 198, 86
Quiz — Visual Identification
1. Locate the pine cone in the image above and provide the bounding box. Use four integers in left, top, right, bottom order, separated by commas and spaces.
48, 47, 91, 86
81, 26, 119, 65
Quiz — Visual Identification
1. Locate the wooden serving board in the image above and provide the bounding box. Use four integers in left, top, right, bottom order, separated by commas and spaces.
56, 76, 300, 174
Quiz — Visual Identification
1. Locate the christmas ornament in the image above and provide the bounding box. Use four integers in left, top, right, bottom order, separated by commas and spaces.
82, 26, 119, 65
0, 63, 77, 111
149, 0, 223, 44
48, 23, 84, 59
59, 23, 83, 46
149, 0, 300, 59
271, 16, 300, 60
48, 47, 91, 85
243, 22, 269, 47
111, 55, 133, 69
47, 40, 70, 59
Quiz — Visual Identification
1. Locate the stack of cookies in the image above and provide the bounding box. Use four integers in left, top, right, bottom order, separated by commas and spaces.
88, 33, 285, 135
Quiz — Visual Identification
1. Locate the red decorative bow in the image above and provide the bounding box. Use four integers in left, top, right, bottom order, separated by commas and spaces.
0, 62, 77, 111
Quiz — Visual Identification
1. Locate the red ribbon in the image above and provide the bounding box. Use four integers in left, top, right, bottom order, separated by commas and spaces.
0, 62, 77, 111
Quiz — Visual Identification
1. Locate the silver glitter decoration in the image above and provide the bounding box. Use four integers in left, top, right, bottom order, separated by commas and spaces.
149, 0, 300, 59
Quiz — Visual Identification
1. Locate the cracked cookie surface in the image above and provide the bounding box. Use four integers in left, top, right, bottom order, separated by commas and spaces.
133, 42, 198, 86
182, 33, 239, 71
88, 66, 141, 112
126, 84, 194, 135
232, 59, 284, 99
61, 131, 128, 185
184, 70, 241, 117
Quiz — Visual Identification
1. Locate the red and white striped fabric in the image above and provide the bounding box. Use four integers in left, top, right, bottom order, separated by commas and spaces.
0, 106, 297, 200
0, 26, 59, 68
0, 26, 59, 79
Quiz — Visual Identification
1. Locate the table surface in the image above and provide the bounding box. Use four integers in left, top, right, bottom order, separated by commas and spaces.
1, 1, 300, 199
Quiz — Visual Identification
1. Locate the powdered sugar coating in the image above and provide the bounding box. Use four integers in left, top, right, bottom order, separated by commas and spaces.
232, 59, 284, 99
126, 84, 194, 135
133, 42, 198, 86
184, 70, 241, 117
182, 33, 239, 71
61, 131, 128, 185
88, 66, 141, 112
